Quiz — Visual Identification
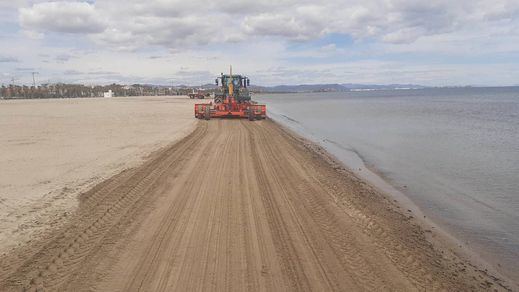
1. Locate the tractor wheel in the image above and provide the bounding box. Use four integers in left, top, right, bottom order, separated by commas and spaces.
248, 109, 255, 121
204, 106, 211, 120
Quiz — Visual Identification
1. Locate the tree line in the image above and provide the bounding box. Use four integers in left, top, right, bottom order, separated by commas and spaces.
0, 83, 199, 99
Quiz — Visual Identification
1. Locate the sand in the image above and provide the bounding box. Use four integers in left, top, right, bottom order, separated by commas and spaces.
0, 119, 513, 291
0, 96, 197, 255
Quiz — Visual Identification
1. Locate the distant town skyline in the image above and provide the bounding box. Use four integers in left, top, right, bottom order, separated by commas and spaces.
1, 1, 519, 86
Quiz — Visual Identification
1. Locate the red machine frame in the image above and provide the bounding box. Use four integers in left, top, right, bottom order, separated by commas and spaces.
195, 96, 266, 120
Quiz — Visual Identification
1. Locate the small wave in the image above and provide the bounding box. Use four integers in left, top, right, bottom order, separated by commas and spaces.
281, 114, 301, 124
322, 138, 367, 161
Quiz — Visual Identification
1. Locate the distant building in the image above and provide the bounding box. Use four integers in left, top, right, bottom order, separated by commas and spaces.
103, 90, 113, 98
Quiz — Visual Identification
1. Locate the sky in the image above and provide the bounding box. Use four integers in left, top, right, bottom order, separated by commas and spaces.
0, 0, 518, 86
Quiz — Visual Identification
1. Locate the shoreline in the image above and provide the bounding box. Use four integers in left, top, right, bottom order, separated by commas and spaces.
0, 118, 515, 290
257, 89, 519, 283
268, 113, 517, 290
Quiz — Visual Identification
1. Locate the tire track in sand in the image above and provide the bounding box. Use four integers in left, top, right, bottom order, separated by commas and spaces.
0, 123, 208, 291
0, 119, 508, 291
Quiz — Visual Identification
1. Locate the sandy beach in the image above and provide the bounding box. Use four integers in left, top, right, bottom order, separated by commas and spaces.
0, 101, 513, 290
0, 96, 197, 255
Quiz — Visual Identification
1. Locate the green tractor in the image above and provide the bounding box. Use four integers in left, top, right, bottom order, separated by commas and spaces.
214, 71, 251, 103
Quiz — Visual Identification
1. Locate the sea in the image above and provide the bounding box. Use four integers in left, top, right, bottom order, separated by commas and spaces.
256, 87, 519, 279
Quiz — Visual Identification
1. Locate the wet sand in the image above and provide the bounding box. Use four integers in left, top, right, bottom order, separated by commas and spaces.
0, 118, 513, 291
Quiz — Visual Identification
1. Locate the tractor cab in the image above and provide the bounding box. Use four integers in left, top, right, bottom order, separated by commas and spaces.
215, 74, 251, 103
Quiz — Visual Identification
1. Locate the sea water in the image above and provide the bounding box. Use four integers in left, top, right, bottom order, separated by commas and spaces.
256, 87, 519, 279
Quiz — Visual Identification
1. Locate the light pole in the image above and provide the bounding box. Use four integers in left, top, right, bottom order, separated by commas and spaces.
31, 72, 39, 88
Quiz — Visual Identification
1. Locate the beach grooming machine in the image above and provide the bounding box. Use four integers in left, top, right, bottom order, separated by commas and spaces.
194, 66, 266, 121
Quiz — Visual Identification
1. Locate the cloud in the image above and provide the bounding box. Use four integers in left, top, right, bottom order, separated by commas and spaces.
244, 13, 324, 40
91, 15, 219, 50
3, 0, 519, 86
14, 0, 519, 49
170, 69, 214, 84
88, 70, 118, 75
0, 56, 19, 63
19, 2, 106, 34
15, 67, 36, 71
63, 69, 83, 75
55, 53, 76, 63
22, 29, 44, 39
320, 44, 337, 53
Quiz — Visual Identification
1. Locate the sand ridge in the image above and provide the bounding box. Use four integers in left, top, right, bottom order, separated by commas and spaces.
0, 119, 511, 291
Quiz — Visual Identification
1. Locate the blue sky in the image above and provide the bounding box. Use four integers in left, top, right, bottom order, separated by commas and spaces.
1, 0, 519, 86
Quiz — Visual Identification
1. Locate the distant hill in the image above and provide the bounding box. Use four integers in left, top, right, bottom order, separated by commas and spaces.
341, 83, 427, 91
165, 83, 427, 93
249, 83, 427, 93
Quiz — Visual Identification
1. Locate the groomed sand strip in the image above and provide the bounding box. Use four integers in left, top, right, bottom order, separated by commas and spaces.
0, 119, 513, 291
0, 96, 198, 255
